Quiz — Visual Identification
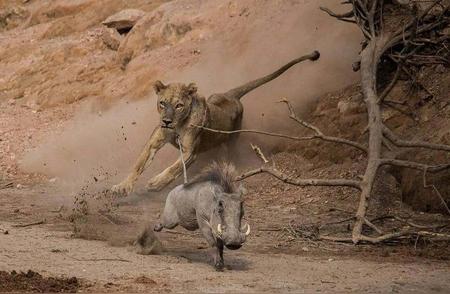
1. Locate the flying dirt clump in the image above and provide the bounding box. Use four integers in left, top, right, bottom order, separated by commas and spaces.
133, 225, 164, 255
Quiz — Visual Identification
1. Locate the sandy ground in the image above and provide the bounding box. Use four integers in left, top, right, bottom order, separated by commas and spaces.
1, 185, 450, 293
2, 220, 450, 293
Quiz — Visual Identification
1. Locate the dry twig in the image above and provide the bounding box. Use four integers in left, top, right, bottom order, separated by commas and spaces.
12, 220, 46, 228
62, 253, 131, 263
0, 182, 14, 189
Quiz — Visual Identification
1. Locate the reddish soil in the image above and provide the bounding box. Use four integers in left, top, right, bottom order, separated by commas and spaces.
0, 270, 79, 293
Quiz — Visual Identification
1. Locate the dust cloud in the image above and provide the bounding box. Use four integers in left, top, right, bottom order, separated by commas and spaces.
20, 0, 362, 193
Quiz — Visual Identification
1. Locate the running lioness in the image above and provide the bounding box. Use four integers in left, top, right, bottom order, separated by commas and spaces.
112, 51, 320, 195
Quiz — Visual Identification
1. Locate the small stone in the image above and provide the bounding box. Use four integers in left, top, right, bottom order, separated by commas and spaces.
102, 9, 145, 31
49, 177, 57, 183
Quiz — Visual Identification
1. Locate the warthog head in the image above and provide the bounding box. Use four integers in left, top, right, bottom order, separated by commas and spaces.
210, 187, 250, 250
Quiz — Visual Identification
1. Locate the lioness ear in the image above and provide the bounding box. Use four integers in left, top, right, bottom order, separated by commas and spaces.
153, 80, 167, 94
186, 83, 197, 95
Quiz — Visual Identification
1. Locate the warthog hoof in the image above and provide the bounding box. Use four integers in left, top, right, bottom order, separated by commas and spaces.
153, 223, 163, 232
214, 260, 224, 271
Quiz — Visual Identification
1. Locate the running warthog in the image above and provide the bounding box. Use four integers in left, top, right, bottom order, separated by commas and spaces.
154, 162, 250, 270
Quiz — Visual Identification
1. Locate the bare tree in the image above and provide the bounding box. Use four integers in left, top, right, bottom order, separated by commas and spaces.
195, 0, 450, 244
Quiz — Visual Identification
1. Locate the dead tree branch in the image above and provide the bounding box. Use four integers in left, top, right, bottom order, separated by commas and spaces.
372, 215, 450, 230
200, 1, 450, 245
237, 166, 362, 190
423, 169, 450, 215
379, 159, 450, 173
383, 126, 450, 152
378, 63, 402, 103
279, 99, 368, 153
193, 100, 368, 153
319, 7, 356, 23
237, 143, 361, 189
319, 0, 450, 244
251, 144, 269, 163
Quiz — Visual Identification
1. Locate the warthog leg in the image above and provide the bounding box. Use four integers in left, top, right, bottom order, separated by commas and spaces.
198, 217, 224, 270
214, 239, 224, 271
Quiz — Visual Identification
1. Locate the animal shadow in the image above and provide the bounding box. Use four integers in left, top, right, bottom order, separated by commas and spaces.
164, 247, 251, 271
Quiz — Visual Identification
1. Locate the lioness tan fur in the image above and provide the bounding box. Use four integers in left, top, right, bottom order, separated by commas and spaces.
111, 51, 319, 195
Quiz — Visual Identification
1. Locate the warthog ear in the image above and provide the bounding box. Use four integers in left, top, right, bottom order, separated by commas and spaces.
153, 80, 167, 94
186, 83, 197, 95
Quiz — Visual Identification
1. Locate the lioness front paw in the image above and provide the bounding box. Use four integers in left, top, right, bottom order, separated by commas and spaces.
111, 181, 133, 196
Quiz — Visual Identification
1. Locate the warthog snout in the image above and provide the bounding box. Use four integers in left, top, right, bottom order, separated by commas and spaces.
219, 223, 250, 250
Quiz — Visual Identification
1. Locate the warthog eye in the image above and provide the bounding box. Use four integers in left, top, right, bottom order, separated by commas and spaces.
218, 200, 224, 214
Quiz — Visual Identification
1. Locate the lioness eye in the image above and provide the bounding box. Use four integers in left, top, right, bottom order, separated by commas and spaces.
159, 101, 165, 108
175, 103, 184, 109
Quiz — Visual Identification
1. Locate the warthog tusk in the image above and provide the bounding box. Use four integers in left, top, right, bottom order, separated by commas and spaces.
244, 223, 250, 236
217, 224, 222, 235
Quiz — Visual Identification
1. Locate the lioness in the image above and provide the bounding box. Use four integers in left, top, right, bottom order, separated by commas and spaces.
112, 50, 319, 195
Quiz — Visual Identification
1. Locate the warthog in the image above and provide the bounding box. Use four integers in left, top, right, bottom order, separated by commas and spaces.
154, 162, 250, 270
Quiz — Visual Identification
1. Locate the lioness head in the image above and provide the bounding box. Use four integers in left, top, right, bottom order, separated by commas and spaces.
153, 80, 198, 129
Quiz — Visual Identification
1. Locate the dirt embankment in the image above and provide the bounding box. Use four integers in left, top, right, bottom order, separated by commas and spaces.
1, 0, 450, 292
1, 0, 363, 190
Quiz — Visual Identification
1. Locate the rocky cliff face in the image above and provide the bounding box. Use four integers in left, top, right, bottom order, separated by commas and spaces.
0, 0, 361, 110
2, 0, 447, 213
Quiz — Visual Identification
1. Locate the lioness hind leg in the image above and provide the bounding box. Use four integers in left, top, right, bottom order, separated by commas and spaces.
146, 152, 197, 192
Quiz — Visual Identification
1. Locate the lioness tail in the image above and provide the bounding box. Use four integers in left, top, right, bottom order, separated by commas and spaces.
223, 50, 320, 101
